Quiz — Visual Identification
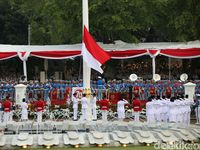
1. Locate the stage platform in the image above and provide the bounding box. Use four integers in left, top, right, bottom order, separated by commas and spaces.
0, 120, 199, 149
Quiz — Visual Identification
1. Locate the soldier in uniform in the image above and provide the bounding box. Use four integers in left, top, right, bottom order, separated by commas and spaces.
132, 96, 142, 122
81, 93, 88, 121
91, 93, 97, 120
72, 93, 78, 121
99, 95, 109, 121
168, 97, 177, 123
3, 96, 11, 123
184, 95, 193, 125
146, 97, 156, 123
117, 95, 128, 120
35, 94, 45, 123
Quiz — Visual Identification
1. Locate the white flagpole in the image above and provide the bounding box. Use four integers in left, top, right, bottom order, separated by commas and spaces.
82, 0, 91, 89
82, 0, 92, 121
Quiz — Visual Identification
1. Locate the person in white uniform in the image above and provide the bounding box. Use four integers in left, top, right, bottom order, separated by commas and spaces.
184, 95, 193, 125
117, 97, 128, 120
153, 98, 162, 122
168, 97, 177, 123
21, 98, 28, 121
194, 94, 200, 124
72, 93, 79, 121
91, 93, 97, 120
163, 96, 170, 122
174, 97, 182, 123
146, 97, 156, 123
81, 93, 88, 121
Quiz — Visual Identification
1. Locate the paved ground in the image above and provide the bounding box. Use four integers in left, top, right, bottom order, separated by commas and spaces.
28, 146, 155, 150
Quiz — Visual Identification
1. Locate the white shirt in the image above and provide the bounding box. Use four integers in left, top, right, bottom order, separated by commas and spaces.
117, 99, 128, 111
91, 96, 97, 108
72, 96, 78, 109
146, 101, 155, 115
81, 97, 88, 109
21, 102, 28, 111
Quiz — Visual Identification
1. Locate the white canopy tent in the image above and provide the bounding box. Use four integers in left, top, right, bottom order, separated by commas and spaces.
0, 40, 200, 81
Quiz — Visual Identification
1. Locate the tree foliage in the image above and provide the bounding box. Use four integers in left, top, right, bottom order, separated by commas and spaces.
0, 0, 200, 45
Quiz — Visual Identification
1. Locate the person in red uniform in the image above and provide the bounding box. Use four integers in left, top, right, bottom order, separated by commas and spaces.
150, 86, 156, 96
133, 86, 140, 97
132, 96, 142, 122
99, 95, 109, 121
35, 94, 45, 123
166, 86, 172, 98
51, 88, 58, 100
3, 96, 12, 123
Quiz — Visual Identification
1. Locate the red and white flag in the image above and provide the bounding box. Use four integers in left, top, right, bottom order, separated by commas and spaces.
82, 26, 110, 74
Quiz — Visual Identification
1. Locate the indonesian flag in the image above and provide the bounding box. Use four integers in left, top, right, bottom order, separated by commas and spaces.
82, 26, 110, 74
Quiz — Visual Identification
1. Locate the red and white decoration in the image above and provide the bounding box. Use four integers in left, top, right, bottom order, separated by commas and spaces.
0, 41, 200, 60
0, 40, 200, 79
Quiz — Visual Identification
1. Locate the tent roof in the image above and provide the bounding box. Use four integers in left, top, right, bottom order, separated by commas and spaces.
1, 40, 200, 52
0, 40, 200, 60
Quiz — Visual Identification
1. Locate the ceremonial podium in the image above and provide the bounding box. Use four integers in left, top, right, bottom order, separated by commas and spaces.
183, 82, 196, 100
14, 84, 27, 104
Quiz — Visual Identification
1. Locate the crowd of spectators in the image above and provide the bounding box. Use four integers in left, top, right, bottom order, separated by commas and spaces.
104, 58, 200, 81
0, 57, 200, 82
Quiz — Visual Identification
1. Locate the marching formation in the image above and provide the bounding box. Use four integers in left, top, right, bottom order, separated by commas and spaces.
146, 95, 195, 125
0, 92, 199, 125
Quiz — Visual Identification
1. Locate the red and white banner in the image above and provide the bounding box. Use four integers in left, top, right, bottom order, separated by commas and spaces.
0, 52, 17, 60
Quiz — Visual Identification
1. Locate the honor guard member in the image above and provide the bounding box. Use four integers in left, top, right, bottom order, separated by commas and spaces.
3, 96, 11, 123
184, 95, 193, 125
81, 93, 88, 121
168, 97, 177, 123
117, 96, 129, 120
91, 93, 97, 120
132, 96, 142, 122
194, 94, 200, 124
72, 93, 79, 121
21, 98, 28, 121
99, 95, 109, 121
35, 94, 45, 123
146, 97, 156, 123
